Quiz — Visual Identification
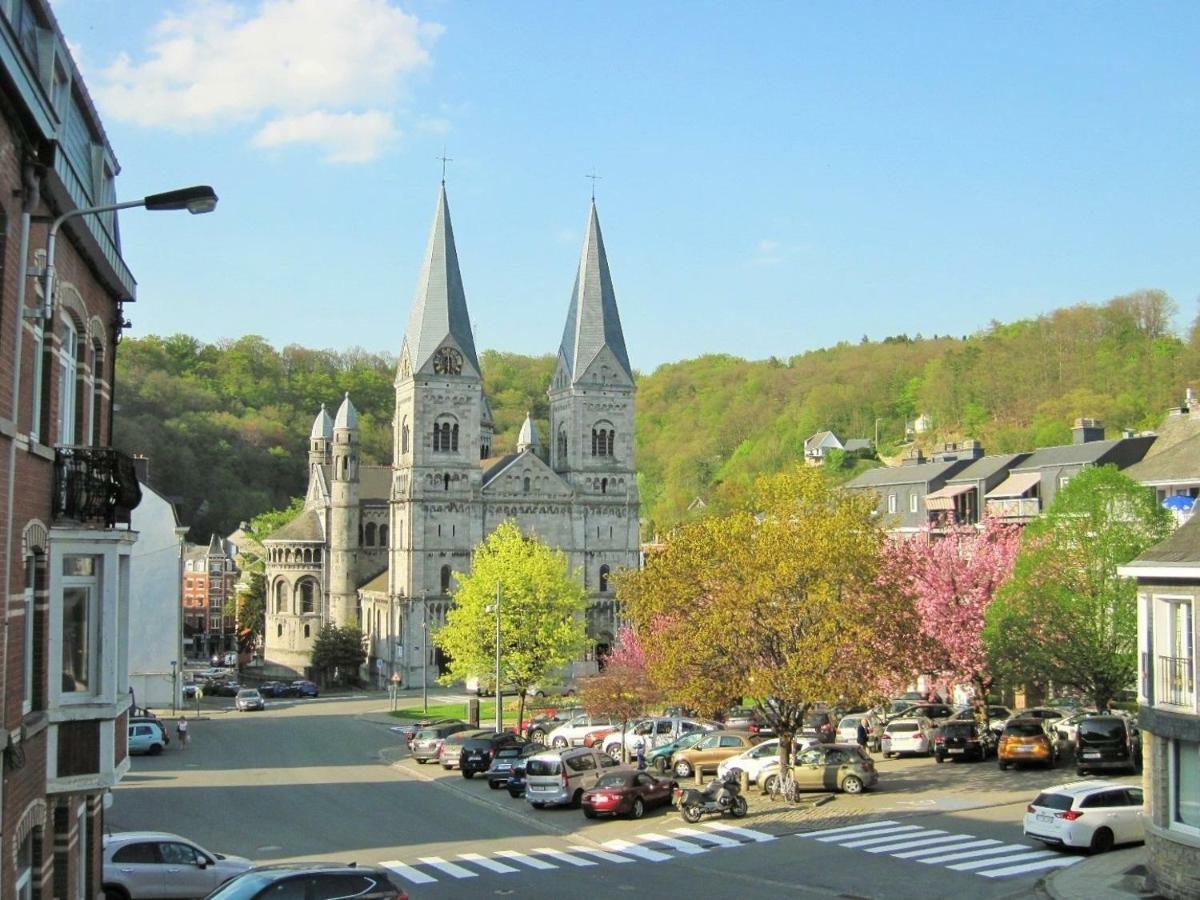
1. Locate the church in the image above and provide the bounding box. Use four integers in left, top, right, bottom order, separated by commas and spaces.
261, 184, 640, 685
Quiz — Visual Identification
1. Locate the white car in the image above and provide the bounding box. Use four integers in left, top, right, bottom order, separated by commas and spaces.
717, 737, 820, 784
881, 716, 935, 757
545, 714, 618, 748
1023, 780, 1145, 853
837, 713, 882, 748
602, 717, 713, 760
102, 832, 252, 899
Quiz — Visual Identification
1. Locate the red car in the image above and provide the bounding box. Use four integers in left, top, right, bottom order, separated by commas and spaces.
583, 727, 618, 748
581, 768, 676, 820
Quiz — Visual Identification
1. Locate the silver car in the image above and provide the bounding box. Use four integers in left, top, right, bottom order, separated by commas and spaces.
234, 689, 265, 712
524, 747, 618, 808
102, 832, 252, 899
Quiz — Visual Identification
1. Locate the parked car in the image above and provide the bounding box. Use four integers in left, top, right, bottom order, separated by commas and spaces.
485, 743, 540, 789
128, 723, 167, 755
602, 717, 714, 761
889, 703, 958, 724
1045, 696, 1088, 712
1054, 710, 1099, 745
998, 717, 1059, 769
234, 689, 265, 712
438, 729, 492, 770
459, 731, 525, 779
545, 714, 619, 749
798, 710, 837, 743
181, 684, 199, 701
525, 747, 618, 808
721, 707, 759, 730
646, 730, 710, 773
204, 862, 408, 900
102, 831, 253, 899
410, 721, 473, 763
506, 758, 530, 798
523, 707, 584, 745
836, 713, 882, 750
881, 717, 936, 758
582, 726, 619, 749
1023, 780, 1145, 853
942, 705, 1014, 735
206, 680, 241, 698
767, 743, 877, 795
1074, 715, 1142, 775
1010, 707, 1067, 726
717, 738, 783, 784
290, 680, 319, 698
257, 681, 292, 698
130, 711, 170, 747
935, 720, 997, 762
670, 730, 763, 778
581, 768, 677, 819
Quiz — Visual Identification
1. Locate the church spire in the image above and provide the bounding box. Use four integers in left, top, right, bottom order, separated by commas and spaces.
400, 183, 481, 376
558, 201, 631, 384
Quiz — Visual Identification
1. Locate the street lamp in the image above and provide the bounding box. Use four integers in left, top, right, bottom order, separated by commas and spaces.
35, 185, 218, 320
489, 582, 502, 734
421, 604, 428, 714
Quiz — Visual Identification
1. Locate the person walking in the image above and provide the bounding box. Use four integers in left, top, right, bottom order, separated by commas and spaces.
633, 734, 647, 770
856, 718, 869, 753
177, 716, 190, 750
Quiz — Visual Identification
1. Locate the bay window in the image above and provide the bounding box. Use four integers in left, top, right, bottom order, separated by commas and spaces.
60, 554, 98, 694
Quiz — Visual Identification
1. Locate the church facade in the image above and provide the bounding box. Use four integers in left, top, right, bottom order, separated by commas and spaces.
262, 185, 640, 684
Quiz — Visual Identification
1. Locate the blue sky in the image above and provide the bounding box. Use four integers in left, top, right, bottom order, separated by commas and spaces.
50, 1, 1200, 372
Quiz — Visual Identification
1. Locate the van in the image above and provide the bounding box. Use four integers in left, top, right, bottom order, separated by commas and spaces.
524, 747, 618, 808
1074, 715, 1141, 775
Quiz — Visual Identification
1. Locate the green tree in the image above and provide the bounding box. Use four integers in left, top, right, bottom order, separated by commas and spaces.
983, 466, 1171, 710
311, 624, 367, 685
236, 571, 266, 657
434, 520, 588, 732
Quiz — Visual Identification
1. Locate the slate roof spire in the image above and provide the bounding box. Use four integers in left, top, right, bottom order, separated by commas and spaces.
517, 412, 541, 453
334, 393, 358, 430
400, 183, 481, 376
310, 404, 333, 440
558, 201, 632, 384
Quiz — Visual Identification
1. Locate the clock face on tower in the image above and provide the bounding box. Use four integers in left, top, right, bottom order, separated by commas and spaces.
433, 347, 464, 375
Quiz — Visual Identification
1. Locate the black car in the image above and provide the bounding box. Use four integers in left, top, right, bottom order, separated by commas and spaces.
206, 680, 242, 697
506, 759, 529, 798
935, 720, 996, 762
485, 743, 540, 789
258, 681, 293, 698
798, 710, 836, 743
460, 732, 525, 779
205, 862, 408, 899
1075, 714, 1142, 775
291, 680, 320, 698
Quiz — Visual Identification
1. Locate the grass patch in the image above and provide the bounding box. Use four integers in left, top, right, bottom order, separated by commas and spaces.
389, 695, 579, 727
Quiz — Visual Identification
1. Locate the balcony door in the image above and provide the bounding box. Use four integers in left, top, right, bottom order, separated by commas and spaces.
1156, 596, 1195, 708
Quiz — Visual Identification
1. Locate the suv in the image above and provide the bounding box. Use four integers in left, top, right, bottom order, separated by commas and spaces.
206, 862, 408, 899
524, 746, 618, 808
798, 710, 837, 743
459, 731, 525, 779
602, 717, 712, 761
523, 707, 584, 745
411, 721, 472, 763
935, 720, 997, 762
438, 729, 492, 770
103, 832, 252, 899
1074, 715, 1142, 775
1023, 780, 1145, 853
998, 717, 1059, 769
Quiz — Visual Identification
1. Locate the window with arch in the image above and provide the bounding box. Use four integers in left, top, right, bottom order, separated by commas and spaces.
523, 475, 531, 493
591, 422, 615, 458
299, 578, 317, 614
433, 417, 460, 453
89, 336, 105, 446
599, 564, 611, 592
379, 524, 389, 547
401, 417, 410, 454
304, 624, 311, 638
274, 579, 287, 613
58, 316, 81, 445
365, 522, 377, 546
440, 565, 452, 594
557, 427, 567, 464
276, 623, 282, 638
601, 477, 608, 494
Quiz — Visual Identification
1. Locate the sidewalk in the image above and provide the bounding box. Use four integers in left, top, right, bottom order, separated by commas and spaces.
1043, 847, 1162, 900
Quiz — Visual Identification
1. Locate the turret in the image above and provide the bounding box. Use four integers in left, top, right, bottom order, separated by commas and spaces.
329, 393, 360, 627
517, 412, 541, 456
309, 403, 333, 469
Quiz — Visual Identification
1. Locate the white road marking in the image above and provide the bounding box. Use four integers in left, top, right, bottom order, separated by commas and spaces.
918, 843, 1034, 865
842, 827, 941, 848
602, 838, 673, 862
457, 853, 518, 874
816, 824, 924, 844
948, 850, 1060, 871
672, 826, 741, 847
417, 856, 476, 879
568, 845, 636, 863
379, 861, 437, 885
532, 847, 596, 867
892, 838, 1002, 859
978, 856, 1083, 878
800, 819, 902, 838
700, 822, 775, 842
866, 834, 977, 854
493, 850, 558, 870
635, 832, 708, 855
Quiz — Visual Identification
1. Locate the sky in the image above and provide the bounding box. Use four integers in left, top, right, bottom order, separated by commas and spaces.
48, 0, 1200, 373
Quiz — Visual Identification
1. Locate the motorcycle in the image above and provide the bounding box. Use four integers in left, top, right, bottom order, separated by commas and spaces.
674, 768, 748, 822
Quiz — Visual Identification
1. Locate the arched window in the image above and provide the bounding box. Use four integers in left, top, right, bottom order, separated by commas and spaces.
379, 524, 389, 547
523, 476, 531, 493
599, 564, 611, 592
591, 422, 615, 458
601, 477, 608, 494
304, 624, 311, 638
401, 418, 410, 454
58, 316, 81, 444
452, 423, 459, 451
440, 565, 452, 594
557, 427, 567, 464
365, 522, 377, 546
607, 430, 614, 456
299, 579, 316, 614
276, 623, 283, 637
274, 580, 287, 613
314, 549, 322, 564
443, 473, 450, 491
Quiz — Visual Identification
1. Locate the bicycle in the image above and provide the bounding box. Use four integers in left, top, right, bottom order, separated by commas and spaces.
766, 765, 800, 803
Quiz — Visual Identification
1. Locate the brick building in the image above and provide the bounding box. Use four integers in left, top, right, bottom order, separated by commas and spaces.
183, 536, 238, 662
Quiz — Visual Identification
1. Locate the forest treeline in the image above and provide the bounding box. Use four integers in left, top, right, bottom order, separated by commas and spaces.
114, 289, 1200, 541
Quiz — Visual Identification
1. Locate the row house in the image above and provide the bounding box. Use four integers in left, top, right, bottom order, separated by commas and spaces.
1126, 390, 1200, 513
842, 441, 981, 532
183, 536, 239, 663
0, 1, 141, 896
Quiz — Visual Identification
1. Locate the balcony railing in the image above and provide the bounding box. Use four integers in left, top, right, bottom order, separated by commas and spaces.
985, 497, 1041, 521
1158, 654, 1196, 707
53, 447, 142, 527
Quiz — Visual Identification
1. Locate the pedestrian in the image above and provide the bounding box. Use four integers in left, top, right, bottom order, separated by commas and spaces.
634, 734, 646, 770
855, 718, 869, 752
177, 716, 190, 750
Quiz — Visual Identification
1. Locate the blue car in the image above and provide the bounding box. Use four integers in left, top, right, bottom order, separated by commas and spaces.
128, 722, 166, 755
291, 680, 319, 698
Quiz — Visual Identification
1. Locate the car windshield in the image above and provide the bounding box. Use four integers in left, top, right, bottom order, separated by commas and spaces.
415, 730, 438, 740
526, 758, 562, 776
1032, 792, 1074, 811
1005, 721, 1045, 737
236, 690, 257, 698
838, 717, 861, 728
595, 773, 632, 788
1078, 719, 1126, 741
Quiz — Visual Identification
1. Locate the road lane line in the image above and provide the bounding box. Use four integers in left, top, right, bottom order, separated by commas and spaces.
918, 843, 1034, 864
493, 850, 558, 870
800, 820, 902, 838
602, 838, 673, 861
457, 853, 518, 874
671, 827, 741, 847
948, 850, 1059, 871
417, 856, 476, 878
841, 827, 939, 848
866, 834, 977, 854
891, 838, 1002, 859
532, 848, 596, 867
978, 856, 1082, 878
635, 832, 708, 855
815, 824, 923, 843
379, 861, 437, 885
700, 822, 775, 842
569, 845, 636, 863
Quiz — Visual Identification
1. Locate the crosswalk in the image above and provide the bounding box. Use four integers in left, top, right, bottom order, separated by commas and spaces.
378, 821, 775, 885
798, 819, 1083, 879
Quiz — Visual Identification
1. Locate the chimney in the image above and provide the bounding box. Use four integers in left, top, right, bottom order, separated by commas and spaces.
132, 454, 150, 485
1072, 418, 1105, 445
903, 448, 925, 466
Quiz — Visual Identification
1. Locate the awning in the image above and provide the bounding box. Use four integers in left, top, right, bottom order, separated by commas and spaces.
924, 483, 975, 511
985, 471, 1041, 499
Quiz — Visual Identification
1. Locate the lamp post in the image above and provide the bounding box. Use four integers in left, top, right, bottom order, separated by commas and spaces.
421, 604, 428, 714
494, 581, 502, 734
170, 660, 177, 715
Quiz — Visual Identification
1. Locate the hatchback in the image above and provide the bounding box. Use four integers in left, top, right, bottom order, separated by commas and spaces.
411, 721, 472, 763
128, 723, 167, 755
1023, 781, 1145, 853
234, 689, 265, 712
935, 720, 997, 762
774, 743, 877, 795
1075, 715, 1142, 775
670, 730, 763, 778
439, 728, 492, 770
525, 747, 618, 808
102, 831, 252, 899
881, 717, 935, 757
998, 718, 1059, 769
581, 768, 676, 819
646, 730, 709, 773
204, 862, 408, 899
485, 742, 540, 789
523, 707, 584, 745
460, 731, 525, 779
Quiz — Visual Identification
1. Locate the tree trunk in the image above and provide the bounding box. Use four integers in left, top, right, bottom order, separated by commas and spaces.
515, 692, 527, 736
778, 732, 793, 778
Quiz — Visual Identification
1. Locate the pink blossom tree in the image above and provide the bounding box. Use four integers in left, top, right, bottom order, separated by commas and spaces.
882, 521, 1021, 708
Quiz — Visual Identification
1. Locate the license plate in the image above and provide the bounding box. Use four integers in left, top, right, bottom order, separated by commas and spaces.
1083, 751, 1100, 759
948, 748, 963, 754
469, 753, 483, 759
1017, 745, 1033, 752
1036, 813, 1053, 822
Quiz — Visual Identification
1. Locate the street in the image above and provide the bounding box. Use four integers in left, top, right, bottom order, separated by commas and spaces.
109, 694, 1138, 898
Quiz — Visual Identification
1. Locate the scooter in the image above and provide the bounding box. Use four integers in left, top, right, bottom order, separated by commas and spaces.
674, 768, 748, 822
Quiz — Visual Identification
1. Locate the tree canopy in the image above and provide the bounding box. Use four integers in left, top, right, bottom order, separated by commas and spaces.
311, 623, 367, 685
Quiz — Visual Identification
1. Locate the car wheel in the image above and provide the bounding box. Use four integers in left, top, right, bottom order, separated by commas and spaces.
415, 758, 426, 765
104, 886, 131, 900
571, 789, 584, 809
509, 790, 522, 799
149, 743, 163, 755
583, 808, 597, 819
674, 760, 693, 778
552, 736, 568, 749
607, 745, 623, 763
1089, 827, 1115, 854
630, 797, 645, 819
462, 770, 474, 779
530, 730, 546, 745
935, 754, 945, 764
1077, 768, 1088, 777
841, 775, 864, 795
488, 781, 501, 790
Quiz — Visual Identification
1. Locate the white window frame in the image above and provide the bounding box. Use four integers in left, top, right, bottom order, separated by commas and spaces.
887, 494, 897, 515
23, 553, 34, 713
1153, 594, 1195, 709
58, 317, 78, 445
59, 554, 100, 699
1170, 739, 1200, 836
909, 493, 918, 514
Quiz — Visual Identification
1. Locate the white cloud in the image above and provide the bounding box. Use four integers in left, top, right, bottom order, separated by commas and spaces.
750, 238, 783, 265
252, 110, 398, 163
94, 0, 442, 162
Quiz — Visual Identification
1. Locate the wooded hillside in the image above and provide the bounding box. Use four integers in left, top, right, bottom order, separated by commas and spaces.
115, 289, 1199, 541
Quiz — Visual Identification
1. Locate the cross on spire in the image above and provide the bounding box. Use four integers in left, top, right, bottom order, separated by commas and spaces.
438, 147, 453, 183
586, 170, 602, 201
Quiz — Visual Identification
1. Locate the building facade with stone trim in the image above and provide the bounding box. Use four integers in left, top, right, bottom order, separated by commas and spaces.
263, 186, 639, 684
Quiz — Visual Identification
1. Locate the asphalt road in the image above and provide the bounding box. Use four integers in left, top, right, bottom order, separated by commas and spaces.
109, 695, 1135, 899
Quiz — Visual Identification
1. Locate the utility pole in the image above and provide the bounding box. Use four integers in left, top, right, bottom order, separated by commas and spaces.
421, 603, 428, 714
494, 581, 502, 734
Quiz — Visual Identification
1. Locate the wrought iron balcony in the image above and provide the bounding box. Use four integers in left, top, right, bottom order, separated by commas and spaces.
1158, 654, 1196, 708
53, 446, 142, 527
